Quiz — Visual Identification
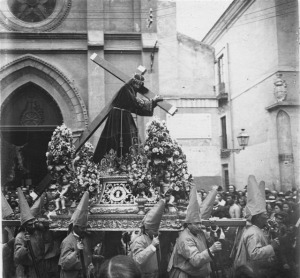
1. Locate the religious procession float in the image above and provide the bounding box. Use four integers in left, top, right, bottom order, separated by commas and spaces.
2, 56, 246, 233
45, 118, 191, 232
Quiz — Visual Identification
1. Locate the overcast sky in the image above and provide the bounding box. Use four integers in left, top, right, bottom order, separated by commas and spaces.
176, 0, 233, 41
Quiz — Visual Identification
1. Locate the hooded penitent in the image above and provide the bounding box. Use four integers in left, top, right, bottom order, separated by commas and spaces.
1, 192, 13, 218
200, 187, 218, 220
185, 186, 201, 223
17, 187, 35, 226
70, 191, 89, 227
185, 186, 218, 223
245, 175, 266, 218
30, 192, 46, 218
142, 199, 165, 231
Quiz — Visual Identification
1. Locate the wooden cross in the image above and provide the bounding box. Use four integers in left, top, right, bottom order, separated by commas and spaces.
75, 53, 177, 151
36, 55, 177, 193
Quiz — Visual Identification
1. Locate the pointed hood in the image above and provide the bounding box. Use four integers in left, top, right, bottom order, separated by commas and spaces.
200, 187, 218, 220
70, 191, 89, 227
259, 181, 266, 200
30, 192, 46, 218
17, 187, 35, 226
245, 175, 266, 217
143, 199, 165, 231
2, 192, 13, 218
185, 185, 201, 223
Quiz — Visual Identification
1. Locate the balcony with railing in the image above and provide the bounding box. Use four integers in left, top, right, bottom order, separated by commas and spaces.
216, 82, 228, 100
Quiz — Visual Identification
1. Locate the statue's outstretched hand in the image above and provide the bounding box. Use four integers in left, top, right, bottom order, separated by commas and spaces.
153, 95, 163, 104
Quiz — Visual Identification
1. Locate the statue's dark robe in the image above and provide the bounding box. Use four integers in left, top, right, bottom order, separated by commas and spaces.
93, 83, 155, 163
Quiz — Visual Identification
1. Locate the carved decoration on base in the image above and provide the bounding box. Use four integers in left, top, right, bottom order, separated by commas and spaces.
49, 214, 184, 231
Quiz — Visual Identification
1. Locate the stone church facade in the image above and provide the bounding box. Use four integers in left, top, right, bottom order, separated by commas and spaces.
0, 0, 222, 190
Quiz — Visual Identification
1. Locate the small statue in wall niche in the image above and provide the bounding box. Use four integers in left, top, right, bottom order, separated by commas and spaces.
274, 73, 288, 102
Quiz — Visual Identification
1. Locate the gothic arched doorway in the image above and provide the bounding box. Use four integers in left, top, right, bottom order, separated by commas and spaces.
1, 82, 63, 191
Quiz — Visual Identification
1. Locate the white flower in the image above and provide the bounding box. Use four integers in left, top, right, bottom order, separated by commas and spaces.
144, 145, 149, 151
152, 147, 158, 153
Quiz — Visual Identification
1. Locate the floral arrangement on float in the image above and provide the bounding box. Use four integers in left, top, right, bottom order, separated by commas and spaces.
125, 118, 192, 207
142, 118, 192, 203
126, 149, 152, 197
46, 119, 192, 211
46, 124, 75, 182
46, 124, 100, 211
72, 142, 100, 203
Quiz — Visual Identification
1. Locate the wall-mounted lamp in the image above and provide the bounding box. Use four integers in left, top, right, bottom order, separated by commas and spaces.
236, 129, 250, 151
221, 129, 249, 157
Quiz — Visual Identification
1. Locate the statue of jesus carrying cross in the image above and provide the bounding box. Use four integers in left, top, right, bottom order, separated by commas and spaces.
92, 71, 163, 163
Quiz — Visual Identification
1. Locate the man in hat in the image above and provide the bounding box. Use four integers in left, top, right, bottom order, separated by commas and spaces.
93, 72, 163, 163
59, 191, 102, 278
234, 176, 280, 278
168, 186, 222, 278
131, 199, 165, 278
14, 187, 47, 278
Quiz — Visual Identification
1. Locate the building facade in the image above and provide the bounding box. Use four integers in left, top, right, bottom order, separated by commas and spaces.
0, 0, 221, 190
202, 0, 299, 191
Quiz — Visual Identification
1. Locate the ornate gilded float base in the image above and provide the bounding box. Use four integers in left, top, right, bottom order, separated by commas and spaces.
90, 205, 139, 214
49, 213, 184, 231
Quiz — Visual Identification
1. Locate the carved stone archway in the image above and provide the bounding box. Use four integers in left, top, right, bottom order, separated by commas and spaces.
0, 54, 89, 187
0, 54, 89, 131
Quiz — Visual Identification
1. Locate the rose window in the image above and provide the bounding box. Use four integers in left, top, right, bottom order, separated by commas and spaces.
8, 0, 56, 23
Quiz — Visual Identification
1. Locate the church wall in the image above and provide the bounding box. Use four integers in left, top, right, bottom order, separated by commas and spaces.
213, 1, 279, 99
0, 0, 221, 191
276, 0, 299, 70
176, 33, 215, 98
155, 1, 220, 188
231, 78, 280, 190
174, 106, 222, 189
203, 0, 299, 190
49, 0, 87, 33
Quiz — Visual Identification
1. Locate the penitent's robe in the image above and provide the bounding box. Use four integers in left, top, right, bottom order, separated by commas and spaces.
168, 228, 213, 278
235, 225, 276, 278
14, 230, 46, 278
58, 233, 93, 278
131, 234, 159, 278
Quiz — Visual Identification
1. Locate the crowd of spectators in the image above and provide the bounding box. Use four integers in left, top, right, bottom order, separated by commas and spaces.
197, 184, 300, 277
197, 185, 299, 225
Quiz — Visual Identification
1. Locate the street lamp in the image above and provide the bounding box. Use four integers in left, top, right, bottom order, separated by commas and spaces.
236, 129, 250, 150
221, 129, 250, 156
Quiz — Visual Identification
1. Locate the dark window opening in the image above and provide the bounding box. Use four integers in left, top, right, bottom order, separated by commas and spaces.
221, 116, 227, 149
